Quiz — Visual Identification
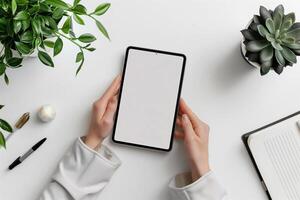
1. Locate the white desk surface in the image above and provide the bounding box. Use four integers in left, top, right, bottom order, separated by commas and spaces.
1, 0, 300, 199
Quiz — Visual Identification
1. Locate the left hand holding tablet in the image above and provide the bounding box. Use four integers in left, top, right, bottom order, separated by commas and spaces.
84, 75, 121, 150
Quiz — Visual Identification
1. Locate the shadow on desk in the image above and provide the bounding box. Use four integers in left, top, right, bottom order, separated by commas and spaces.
213, 43, 256, 91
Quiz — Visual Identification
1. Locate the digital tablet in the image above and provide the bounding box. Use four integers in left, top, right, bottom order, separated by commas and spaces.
112, 46, 186, 151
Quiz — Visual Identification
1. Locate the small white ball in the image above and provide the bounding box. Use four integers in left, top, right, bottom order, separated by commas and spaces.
38, 105, 56, 122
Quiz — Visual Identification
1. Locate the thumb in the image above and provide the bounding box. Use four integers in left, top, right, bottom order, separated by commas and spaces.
181, 114, 194, 140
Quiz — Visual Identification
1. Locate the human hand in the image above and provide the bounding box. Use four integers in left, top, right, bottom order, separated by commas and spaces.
175, 99, 210, 182
84, 75, 121, 149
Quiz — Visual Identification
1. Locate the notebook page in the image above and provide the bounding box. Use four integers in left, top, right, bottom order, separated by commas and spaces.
249, 126, 300, 200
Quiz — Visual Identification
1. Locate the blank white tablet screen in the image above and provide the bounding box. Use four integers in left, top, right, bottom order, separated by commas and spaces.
113, 47, 185, 150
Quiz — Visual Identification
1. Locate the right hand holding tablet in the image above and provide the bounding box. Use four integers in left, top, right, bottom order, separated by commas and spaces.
175, 99, 211, 182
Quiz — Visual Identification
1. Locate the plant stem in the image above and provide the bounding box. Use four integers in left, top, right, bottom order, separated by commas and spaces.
55, 31, 85, 49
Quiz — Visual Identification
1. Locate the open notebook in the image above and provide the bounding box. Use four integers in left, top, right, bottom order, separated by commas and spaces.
242, 111, 300, 200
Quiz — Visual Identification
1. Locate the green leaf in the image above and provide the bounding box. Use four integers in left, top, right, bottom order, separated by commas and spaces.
271, 41, 283, 50
87, 47, 96, 52
20, 31, 33, 43
73, 14, 84, 25
275, 49, 285, 66
0, 63, 6, 76
15, 42, 31, 54
61, 16, 71, 34
0, 119, 13, 133
266, 18, 275, 34
76, 59, 84, 75
73, 0, 81, 6
75, 52, 83, 62
246, 40, 270, 52
14, 11, 30, 20
0, 131, 6, 148
32, 19, 41, 34
259, 6, 271, 22
7, 57, 23, 67
45, 0, 69, 10
38, 51, 54, 67
22, 19, 30, 31
282, 47, 297, 63
12, 0, 17, 15
13, 21, 22, 33
93, 3, 111, 16
54, 37, 63, 56
73, 4, 87, 15
52, 8, 65, 20
257, 25, 269, 37
95, 20, 110, 39
4, 74, 9, 85
260, 46, 273, 62
78, 33, 96, 43
281, 37, 295, 44
44, 40, 55, 48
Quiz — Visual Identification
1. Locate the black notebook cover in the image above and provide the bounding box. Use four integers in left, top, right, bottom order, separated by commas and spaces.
241, 111, 300, 200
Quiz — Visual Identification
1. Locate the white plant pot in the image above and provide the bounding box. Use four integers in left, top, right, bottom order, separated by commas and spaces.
240, 19, 262, 69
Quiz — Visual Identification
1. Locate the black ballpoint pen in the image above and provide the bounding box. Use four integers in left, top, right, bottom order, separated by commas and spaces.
8, 138, 47, 170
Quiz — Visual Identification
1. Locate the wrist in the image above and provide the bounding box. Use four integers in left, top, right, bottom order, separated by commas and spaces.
84, 131, 104, 150
191, 161, 210, 181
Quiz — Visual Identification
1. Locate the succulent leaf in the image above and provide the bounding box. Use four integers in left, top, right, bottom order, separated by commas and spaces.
292, 49, 300, 56
266, 18, 275, 34
253, 15, 263, 24
266, 34, 275, 42
241, 29, 262, 40
260, 6, 272, 22
250, 22, 260, 31
273, 12, 283, 30
271, 41, 283, 50
286, 28, 300, 40
260, 61, 272, 75
246, 40, 270, 52
282, 47, 297, 63
283, 42, 300, 50
290, 22, 300, 30
281, 37, 295, 44
281, 19, 293, 32
275, 49, 285, 66
257, 25, 269, 37
274, 64, 284, 74
247, 52, 260, 62
260, 46, 274, 62
274, 4, 284, 16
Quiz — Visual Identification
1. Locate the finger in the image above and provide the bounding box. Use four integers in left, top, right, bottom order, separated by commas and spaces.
174, 130, 184, 140
101, 95, 118, 124
180, 99, 201, 130
93, 75, 121, 118
176, 117, 182, 127
102, 74, 122, 101
181, 114, 195, 140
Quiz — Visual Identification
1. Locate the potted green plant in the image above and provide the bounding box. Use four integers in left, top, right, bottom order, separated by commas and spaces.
0, 0, 111, 84
241, 5, 300, 75
0, 105, 13, 148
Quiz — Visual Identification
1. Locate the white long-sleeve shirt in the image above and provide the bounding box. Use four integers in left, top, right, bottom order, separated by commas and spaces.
39, 138, 228, 200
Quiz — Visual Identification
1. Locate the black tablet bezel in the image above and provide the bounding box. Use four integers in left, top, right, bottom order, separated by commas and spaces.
112, 46, 186, 152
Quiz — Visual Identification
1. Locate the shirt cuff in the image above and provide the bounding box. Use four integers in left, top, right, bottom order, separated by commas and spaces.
169, 171, 227, 200
78, 137, 121, 168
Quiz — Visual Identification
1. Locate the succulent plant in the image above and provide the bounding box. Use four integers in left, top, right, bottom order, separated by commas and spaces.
241, 5, 300, 75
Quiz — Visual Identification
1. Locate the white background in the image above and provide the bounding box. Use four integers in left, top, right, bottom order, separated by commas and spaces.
0, 0, 300, 200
